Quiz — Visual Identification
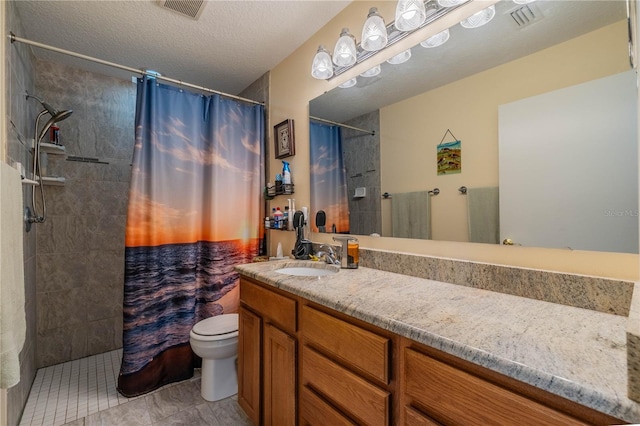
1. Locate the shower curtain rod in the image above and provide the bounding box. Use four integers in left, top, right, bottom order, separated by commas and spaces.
8, 32, 264, 106
310, 116, 375, 136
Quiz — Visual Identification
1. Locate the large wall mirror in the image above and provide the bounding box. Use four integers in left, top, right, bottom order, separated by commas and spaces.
309, 0, 638, 254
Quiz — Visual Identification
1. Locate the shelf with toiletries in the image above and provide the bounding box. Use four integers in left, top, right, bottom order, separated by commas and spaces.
265, 183, 294, 200
39, 142, 66, 155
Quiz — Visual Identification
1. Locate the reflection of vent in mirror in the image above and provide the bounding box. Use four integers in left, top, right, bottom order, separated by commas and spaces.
510, 5, 540, 28
158, 0, 206, 20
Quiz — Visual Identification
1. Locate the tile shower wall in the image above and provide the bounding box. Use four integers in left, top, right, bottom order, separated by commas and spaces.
33, 60, 135, 368
342, 110, 381, 236
5, 2, 39, 424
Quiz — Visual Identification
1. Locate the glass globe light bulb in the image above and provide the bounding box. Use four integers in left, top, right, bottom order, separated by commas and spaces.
395, 0, 427, 31
437, 0, 465, 7
360, 65, 381, 78
362, 8, 388, 52
311, 45, 334, 80
420, 28, 450, 48
387, 49, 412, 65
460, 5, 496, 29
339, 78, 357, 89
333, 28, 357, 67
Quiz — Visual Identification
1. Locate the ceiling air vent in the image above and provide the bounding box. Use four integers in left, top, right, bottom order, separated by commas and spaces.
510, 5, 539, 28
158, 0, 206, 20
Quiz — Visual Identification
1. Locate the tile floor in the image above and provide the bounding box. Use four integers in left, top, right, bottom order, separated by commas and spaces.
19, 349, 250, 426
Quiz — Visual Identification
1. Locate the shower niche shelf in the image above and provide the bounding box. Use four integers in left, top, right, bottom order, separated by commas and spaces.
39, 176, 65, 186
39, 142, 66, 155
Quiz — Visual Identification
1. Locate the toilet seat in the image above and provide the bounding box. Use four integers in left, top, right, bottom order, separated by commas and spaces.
192, 313, 239, 339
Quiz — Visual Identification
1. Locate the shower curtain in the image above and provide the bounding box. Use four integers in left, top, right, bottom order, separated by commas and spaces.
117, 77, 264, 397
309, 121, 349, 233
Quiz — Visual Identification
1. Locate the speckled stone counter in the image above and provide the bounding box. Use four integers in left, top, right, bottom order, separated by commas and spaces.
235, 259, 640, 423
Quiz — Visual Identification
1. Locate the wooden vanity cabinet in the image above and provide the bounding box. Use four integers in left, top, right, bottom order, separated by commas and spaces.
238, 275, 625, 426
239, 277, 298, 426
401, 342, 624, 426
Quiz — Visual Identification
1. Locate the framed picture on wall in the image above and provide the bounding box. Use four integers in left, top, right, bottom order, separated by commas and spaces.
274, 119, 295, 159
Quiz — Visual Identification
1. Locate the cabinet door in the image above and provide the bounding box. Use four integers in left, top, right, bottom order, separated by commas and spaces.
404, 349, 587, 425
238, 307, 261, 425
264, 323, 296, 426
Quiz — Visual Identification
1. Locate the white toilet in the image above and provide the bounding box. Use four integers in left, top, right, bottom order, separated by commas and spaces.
189, 313, 239, 401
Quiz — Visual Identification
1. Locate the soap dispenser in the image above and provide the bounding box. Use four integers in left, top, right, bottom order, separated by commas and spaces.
332, 236, 359, 269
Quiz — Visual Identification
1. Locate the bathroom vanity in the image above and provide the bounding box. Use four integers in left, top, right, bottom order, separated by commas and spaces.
235, 259, 640, 425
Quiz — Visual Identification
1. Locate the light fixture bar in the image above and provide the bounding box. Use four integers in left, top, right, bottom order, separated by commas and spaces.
331, 0, 471, 79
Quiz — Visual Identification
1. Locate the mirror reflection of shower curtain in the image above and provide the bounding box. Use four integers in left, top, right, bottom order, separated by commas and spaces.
117, 77, 264, 397
309, 122, 349, 233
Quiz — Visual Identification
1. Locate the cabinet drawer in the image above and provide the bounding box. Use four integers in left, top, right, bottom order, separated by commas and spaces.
302, 345, 389, 426
404, 349, 586, 425
300, 385, 356, 426
405, 406, 441, 426
302, 305, 390, 383
240, 278, 296, 334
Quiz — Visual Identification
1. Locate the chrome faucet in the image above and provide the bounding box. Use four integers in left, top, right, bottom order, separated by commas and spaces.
316, 244, 340, 265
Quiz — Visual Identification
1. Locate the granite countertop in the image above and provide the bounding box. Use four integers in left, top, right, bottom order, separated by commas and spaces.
235, 259, 640, 423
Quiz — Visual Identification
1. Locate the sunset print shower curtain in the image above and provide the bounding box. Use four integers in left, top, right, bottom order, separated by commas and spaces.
310, 121, 349, 233
118, 78, 264, 396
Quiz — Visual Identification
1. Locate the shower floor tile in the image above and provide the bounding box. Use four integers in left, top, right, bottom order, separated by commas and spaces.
18, 349, 214, 426
19, 349, 136, 426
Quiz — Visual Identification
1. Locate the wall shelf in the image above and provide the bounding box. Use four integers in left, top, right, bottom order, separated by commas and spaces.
40, 176, 65, 186
39, 142, 66, 155
21, 178, 39, 186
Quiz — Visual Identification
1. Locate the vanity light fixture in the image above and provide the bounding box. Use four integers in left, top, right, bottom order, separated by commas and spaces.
333, 28, 357, 67
311, 45, 334, 79
339, 77, 357, 88
395, 0, 427, 31
387, 48, 412, 64
311, 0, 473, 81
460, 5, 496, 28
420, 28, 450, 48
362, 7, 388, 51
360, 64, 381, 77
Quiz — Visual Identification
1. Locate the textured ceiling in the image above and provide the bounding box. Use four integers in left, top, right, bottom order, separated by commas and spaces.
12, 0, 351, 95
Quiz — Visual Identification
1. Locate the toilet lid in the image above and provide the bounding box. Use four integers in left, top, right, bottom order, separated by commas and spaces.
192, 313, 239, 336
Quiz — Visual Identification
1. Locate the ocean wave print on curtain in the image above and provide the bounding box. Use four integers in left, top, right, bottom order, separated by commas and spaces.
310, 121, 349, 233
117, 77, 264, 397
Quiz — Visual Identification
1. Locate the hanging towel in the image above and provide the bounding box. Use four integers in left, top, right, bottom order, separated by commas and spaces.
0, 162, 26, 389
467, 186, 499, 244
391, 191, 431, 239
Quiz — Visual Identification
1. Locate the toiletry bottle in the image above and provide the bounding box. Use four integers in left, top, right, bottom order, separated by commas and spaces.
283, 206, 289, 230
264, 216, 270, 230
282, 161, 291, 184
347, 240, 359, 269
271, 207, 277, 229
274, 207, 283, 229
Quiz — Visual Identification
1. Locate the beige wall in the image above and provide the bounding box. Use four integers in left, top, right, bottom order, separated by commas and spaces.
380, 21, 629, 242
269, 0, 637, 281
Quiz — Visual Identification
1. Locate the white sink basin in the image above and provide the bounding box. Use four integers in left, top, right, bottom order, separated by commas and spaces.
274, 266, 338, 277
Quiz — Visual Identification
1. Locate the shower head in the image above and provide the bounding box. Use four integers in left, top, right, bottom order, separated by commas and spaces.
53, 109, 73, 123
26, 93, 73, 122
